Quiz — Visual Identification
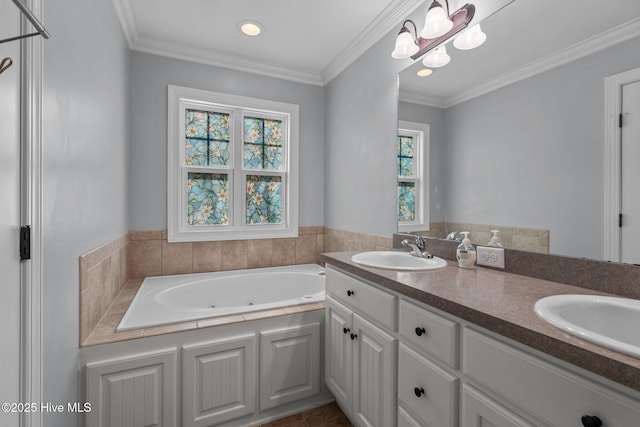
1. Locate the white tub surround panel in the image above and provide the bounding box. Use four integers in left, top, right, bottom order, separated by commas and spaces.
80, 310, 332, 427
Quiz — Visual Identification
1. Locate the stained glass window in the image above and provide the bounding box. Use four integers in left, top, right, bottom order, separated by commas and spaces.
398, 182, 415, 222
398, 135, 414, 177
246, 175, 282, 224
170, 86, 298, 241
185, 109, 230, 167
243, 117, 283, 170
187, 173, 229, 225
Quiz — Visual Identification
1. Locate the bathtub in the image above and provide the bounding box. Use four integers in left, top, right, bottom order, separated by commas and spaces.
117, 263, 326, 331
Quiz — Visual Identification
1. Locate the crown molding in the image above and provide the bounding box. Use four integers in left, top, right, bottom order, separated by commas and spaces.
111, 0, 138, 48
444, 17, 640, 108
113, 0, 322, 85
132, 38, 325, 86
113, 0, 425, 87
321, 0, 426, 84
399, 89, 447, 108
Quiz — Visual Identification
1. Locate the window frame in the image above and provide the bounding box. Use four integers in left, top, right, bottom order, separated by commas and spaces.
397, 120, 430, 232
168, 85, 299, 242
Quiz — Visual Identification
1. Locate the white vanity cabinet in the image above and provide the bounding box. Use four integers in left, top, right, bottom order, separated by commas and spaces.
325, 268, 397, 427
324, 264, 640, 427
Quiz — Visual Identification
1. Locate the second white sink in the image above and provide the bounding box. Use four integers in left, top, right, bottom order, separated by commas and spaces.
534, 294, 640, 358
351, 251, 447, 271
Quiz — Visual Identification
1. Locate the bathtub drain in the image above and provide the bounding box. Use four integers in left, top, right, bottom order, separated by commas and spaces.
247, 301, 254, 306
208, 303, 216, 308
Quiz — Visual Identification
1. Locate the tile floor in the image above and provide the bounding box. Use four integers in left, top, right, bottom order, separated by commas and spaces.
260, 402, 353, 426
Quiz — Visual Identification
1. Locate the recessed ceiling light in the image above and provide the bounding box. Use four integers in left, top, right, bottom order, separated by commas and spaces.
417, 68, 433, 77
238, 20, 264, 37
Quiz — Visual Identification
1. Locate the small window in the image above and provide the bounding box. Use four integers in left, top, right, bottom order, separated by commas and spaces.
168, 86, 299, 242
397, 121, 429, 232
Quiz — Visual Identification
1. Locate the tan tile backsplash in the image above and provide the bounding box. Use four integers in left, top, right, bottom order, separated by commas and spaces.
80, 226, 386, 345
416, 221, 550, 254
323, 227, 393, 253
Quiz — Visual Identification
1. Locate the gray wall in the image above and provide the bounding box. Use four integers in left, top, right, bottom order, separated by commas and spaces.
443, 35, 640, 259
42, 0, 130, 425
128, 52, 325, 230
324, 28, 407, 237
398, 101, 446, 222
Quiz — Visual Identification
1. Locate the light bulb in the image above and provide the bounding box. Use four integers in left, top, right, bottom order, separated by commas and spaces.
420, 1, 453, 39
391, 28, 419, 59
422, 45, 450, 68
237, 20, 264, 36
453, 24, 487, 50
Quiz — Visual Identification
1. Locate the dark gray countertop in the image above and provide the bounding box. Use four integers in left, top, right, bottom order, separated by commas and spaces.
321, 251, 640, 394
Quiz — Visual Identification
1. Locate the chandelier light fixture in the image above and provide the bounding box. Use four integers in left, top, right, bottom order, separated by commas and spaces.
391, 1, 486, 70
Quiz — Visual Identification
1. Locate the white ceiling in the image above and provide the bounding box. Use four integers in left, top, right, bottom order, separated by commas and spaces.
112, 0, 424, 85
113, 0, 640, 95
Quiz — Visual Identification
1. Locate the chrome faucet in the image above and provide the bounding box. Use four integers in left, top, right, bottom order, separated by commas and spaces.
446, 230, 463, 241
401, 234, 433, 258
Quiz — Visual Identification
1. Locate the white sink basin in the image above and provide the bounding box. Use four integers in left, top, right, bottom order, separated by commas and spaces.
534, 294, 640, 358
351, 251, 447, 271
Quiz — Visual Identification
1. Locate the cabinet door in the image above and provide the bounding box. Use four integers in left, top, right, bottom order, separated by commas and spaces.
325, 296, 354, 415
182, 334, 256, 427
85, 348, 177, 427
260, 322, 321, 410
462, 385, 535, 427
352, 314, 397, 427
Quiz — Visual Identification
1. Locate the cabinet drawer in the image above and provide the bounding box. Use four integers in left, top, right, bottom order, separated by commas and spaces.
326, 267, 396, 330
464, 328, 640, 427
399, 299, 458, 368
398, 344, 458, 427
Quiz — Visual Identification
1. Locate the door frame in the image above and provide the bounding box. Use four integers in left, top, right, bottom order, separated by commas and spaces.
19, 1, 44, 426
604, 67, 640, 262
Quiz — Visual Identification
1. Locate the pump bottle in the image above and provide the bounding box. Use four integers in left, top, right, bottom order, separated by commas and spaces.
456, 231, 476, 269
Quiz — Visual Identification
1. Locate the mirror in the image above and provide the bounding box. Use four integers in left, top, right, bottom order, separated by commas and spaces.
397, 0, 640, 261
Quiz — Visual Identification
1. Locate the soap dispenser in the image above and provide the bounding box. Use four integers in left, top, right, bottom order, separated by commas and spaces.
487, 230, 503, 247
456, 231, 476, 269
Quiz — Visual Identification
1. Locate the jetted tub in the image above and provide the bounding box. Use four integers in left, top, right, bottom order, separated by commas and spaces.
117, 264, 326, 331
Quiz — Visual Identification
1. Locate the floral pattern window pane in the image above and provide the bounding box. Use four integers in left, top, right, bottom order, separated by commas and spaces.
398, 182, 415, 222
243, 117, 283, 170
187, 172, 229, 225
185, 109, 230, 166
398, 135, 414, 178
246, 175, 282, 224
